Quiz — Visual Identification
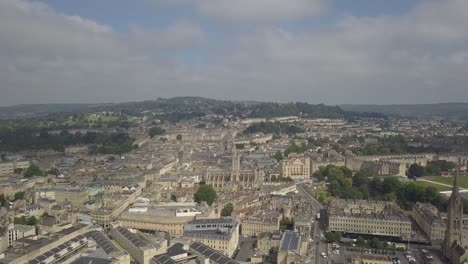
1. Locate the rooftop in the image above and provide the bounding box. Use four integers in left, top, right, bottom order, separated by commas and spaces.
189, 242, 239, 264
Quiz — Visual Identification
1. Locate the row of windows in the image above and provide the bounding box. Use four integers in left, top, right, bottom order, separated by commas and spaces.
331, 224, 410, 230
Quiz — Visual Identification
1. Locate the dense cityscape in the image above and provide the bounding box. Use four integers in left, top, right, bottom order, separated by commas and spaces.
2, 0, 468, 263
0, 97, 467, 264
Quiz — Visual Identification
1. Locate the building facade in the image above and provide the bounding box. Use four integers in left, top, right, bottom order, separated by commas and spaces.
280, 155, 310, 180
183, 218, 239, 257
327, 199, 412, 240
241, 213, 280, 236
412, 202, 446, 241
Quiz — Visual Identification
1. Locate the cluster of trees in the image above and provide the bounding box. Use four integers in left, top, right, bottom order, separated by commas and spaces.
249, 102, 344, 119
279, 217, 294, 232
235, 143, 245, 149
266, 175, 293, 183
88, 132, 135, 155
318, 166, 446, 210
351, 135, 430, 155
314, 165, 352, 181
148, 126, 166, 138
24, 164, 44, 178
221, 203, 234, 216
194, 184, 217, 206
243, 122, 305, 136
0, 128, 134, 154
408, 160, 456, 178
283, 137, 331, 156
325, 231, 342, 243
272, 151, 283, 162
14, 216, 38, 226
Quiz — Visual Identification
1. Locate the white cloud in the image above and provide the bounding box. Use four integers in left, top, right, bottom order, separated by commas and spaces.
148, 0, 327, 21
195, 0, 327, 21
1, 0, 468, 105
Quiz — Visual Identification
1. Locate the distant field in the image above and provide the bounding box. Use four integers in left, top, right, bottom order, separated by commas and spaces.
412, 180, 452, 192
422, 175, 468, 189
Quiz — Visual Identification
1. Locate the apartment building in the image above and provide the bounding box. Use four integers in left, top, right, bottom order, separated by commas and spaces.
412, 202, 446, 241
0, 160, 30, 177
241, 212, 280, 236
280, 155, 310, 180
327, 199, 412, 240
110, 225, 159, 264
183, 218, 239, 257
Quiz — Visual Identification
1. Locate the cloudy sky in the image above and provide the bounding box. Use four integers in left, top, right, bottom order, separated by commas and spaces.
1, 0, 468, 106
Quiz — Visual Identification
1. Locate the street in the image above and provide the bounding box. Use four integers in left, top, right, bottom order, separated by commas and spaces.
297, 183, 328, 264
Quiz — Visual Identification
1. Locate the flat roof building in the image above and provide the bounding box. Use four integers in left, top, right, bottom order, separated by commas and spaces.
183, 218, 239, 257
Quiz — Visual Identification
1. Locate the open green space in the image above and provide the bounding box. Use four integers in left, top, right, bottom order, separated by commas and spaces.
422, 175, 468, 189
411, 180, 452, 192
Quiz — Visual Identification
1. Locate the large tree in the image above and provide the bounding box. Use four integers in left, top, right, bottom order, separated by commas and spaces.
24, 164, 43, 177
149, 126, 165, 138
408, 163, 424, 178
194, 184, 217, 206
221, 203, 234, 216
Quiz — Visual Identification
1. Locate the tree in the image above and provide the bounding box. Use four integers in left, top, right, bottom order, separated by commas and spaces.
14, 192, 25, 200
0, 153, 6, 161
24, 164, 43, 177
0, 194, 6, 206
26, 216, 38, 226
170, 194, 177, 202
408, 163, 424, 178
221, 203, 234, 216
46, 168, 60, 176
325, 231, 342, 243
176, 134, 183, 141
273, 151, 283, 162
235, 143, 245, 149
149, 126, 165, 138
381, 177, 402, 194
353, 171, 371, 187
194, 184, 217, 205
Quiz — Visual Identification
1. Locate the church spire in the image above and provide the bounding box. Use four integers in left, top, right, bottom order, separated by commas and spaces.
453, 158, 460, 197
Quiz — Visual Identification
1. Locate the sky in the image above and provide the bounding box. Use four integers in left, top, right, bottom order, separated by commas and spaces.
1, 0, 468, 106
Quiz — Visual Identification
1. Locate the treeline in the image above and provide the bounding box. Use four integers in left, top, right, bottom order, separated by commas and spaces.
408, 160, 456, 178
284, 138, 332, 156
249, 102, 344, 118
243, 122, 305, 135
316, 165, 446, 210
87, 132, 135, 155
351, 135, 432, 155
0, 128, 134, 154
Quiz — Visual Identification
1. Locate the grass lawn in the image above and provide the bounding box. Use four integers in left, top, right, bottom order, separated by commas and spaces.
422, 175, 468, 189
411, 180, 452, 192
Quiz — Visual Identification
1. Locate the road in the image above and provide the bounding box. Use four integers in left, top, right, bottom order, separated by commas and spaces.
297, 184, 328, 264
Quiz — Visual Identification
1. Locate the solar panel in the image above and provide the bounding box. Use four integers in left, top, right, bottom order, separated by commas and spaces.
280, 231, 300, 251
189, 242, 240, 264
86, 230, 120, 254
153, 254, 176, 264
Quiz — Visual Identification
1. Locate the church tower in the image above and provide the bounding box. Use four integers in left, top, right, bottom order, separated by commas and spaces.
231, 138, 240, 182
443, 158, 464, 260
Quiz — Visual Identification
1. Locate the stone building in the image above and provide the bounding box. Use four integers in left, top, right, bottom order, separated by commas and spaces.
241, 212, 281, 236
412, 202, 446, 241
280, 155, 311, 180
110, 225, 159, 264
183, 218, 239, 257
204, 141, 264, 189
327, 199, 412, 240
